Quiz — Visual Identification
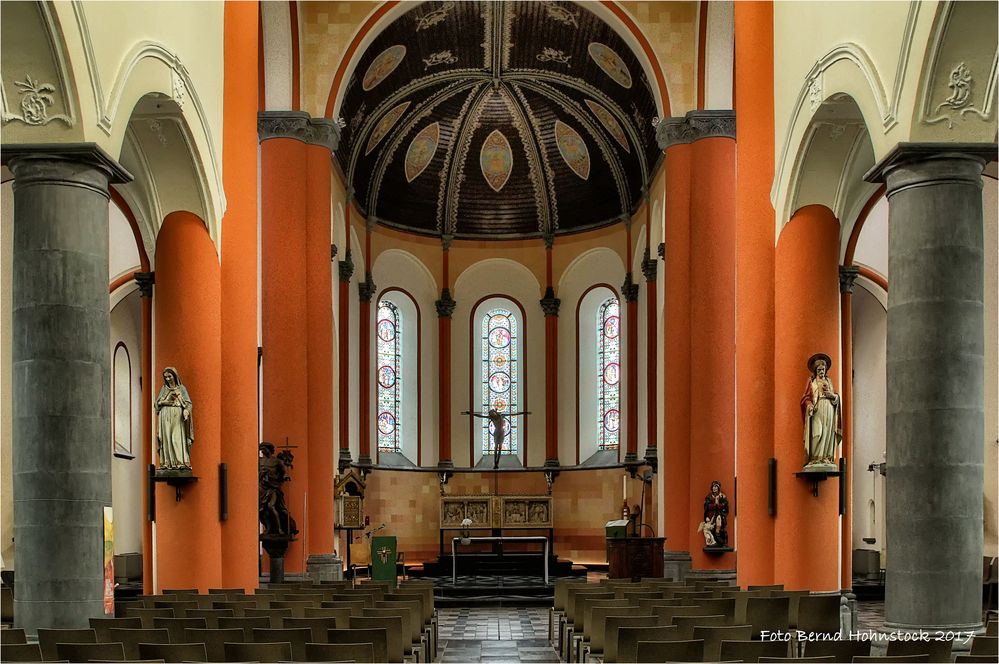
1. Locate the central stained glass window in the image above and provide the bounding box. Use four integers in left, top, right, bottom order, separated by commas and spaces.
481, 307, 518, 455
376, 300, 401, 452
598, 296, 620, 449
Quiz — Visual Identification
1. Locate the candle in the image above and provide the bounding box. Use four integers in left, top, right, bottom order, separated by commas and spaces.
623, 474, 627, 502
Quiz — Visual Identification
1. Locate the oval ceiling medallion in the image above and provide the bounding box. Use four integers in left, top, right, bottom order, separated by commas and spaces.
555, 120, 591, 180
480, 129, 513, 192
585, 99, 630, 153
405, 122, 440, 182
365, 101, 411, 156
362, 44, 407, 91
587, 43, 632, 88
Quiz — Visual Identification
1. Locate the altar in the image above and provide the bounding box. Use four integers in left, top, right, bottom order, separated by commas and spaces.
439, 494, 553, 555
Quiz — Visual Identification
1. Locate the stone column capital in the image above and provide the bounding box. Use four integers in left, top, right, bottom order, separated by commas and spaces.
540, 286, 561, 317
358, 272, 376, 303
338, 249, 354, 282
656, 110, 736, 150
864, 142, 997, 191
621, 272, 639, 303
641, 246, 657, 282
258, 111, 341, 152
435, 288, 456, 318
838, 265, 859, 294
2, 142, 133, 194
134, 271, 155, 298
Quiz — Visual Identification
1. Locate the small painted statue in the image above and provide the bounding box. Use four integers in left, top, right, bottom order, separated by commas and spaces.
703, 480, 729, 548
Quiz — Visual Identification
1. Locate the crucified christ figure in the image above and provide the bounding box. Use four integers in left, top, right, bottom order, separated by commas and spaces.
463, 408, 531, 469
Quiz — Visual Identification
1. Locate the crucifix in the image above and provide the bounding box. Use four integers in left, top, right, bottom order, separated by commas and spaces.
462, 408, 531, 469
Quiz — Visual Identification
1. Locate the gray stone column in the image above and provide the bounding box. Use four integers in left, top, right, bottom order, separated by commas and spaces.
866, 143, 996, 632
2, 144, 131, 631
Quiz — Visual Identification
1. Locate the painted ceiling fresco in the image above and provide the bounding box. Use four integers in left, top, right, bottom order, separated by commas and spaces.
337, 1, 661, 239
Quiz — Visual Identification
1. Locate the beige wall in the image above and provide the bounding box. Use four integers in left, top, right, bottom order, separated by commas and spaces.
110, 290, 144, 555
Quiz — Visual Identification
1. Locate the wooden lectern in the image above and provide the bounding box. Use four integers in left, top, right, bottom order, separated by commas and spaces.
606, 537, 665, 579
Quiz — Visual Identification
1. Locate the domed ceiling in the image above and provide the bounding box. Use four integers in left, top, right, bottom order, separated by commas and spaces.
336, 1, 662, 240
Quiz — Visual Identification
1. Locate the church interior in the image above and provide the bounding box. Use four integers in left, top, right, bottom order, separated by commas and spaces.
1, 1, 998, 662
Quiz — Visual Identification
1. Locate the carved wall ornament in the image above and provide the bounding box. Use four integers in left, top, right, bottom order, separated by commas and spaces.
838, 265, 860, 294
537, 48, 571, 65
4, 74, 73, 127
134, 271, 155, 298
807, 75, 823, 111
146, 119, 168, 147
621, 272, 639, 303
925, 62, 990, 128
544, 1, 579, 28
641, 252, 657, 282
171, 68, 187, 109
415, 1, 455, 32
423, 50, 458, 69
656, 110, 736, 149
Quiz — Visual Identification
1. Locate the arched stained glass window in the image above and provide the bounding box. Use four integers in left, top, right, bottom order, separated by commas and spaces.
481, 307, 518, 455
598, 297, 620, 449
376, 300, 401, 452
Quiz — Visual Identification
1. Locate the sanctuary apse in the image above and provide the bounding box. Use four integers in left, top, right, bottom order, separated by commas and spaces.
0, 0, 997, 645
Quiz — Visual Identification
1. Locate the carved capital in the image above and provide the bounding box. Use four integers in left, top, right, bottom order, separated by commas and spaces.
621, 272, 639, 303
358, 272, 376, 303
258, 111, 340, 152
330, 244, 338, 262
441, 234, 454, 250
658, 242, 665, 260
839, 265, 860, 294
338, 249, 354, 282
435, 287, 456, 318
134, 271, 155, 298
542, 232, 555, 249
641, 255, 658, 282
657, 110, 736, 149
540, 286, 561, 317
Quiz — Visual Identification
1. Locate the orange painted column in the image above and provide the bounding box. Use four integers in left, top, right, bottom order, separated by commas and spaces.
734, 0, 777, 587
357, 227, 374, 467
773, 205, 841, 592
662, 141, 692, 553
687, 134, 736, 571
305, 142, 334, 556
624, 221, 639, 463
642, 199, 658, 465
437, 246, 454, 468
220, 0, 260, 591
137, 274, 154, 594
337, 212, 353, 472
259, 131, 309, 573
154, 211, 222, 592
542, 242, 560, 466
838, 266, 858, 589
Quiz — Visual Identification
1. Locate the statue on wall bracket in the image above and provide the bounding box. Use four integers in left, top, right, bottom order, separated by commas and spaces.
801, 353, 842, 471
154, 367, 193, 474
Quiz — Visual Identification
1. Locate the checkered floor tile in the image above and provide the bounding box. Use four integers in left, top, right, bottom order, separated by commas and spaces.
438, 608, 559, 662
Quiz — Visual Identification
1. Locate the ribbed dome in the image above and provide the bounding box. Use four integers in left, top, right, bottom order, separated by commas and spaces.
336, 1, 661, 239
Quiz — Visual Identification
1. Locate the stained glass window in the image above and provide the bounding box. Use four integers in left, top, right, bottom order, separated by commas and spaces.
598, 296, 620, 449
481, 307, 518, 455
376, 300, 401, 452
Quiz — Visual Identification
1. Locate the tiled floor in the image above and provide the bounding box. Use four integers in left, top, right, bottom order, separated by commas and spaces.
438, 608, 559, 662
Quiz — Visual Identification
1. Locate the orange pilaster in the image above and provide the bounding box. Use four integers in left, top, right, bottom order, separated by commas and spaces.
688, 136, 736, 571
305, 144, 334, 554
220, 0, 260, 590
734, 0, 777, 587
663, 142, 692, 552
544, 245, 559, 465
357, 229, 372, 465
773, 205, 841, 592
154, 211, 223, 592
260, 136, 309, 573
438, 248, 453, 466
643, 199, 657, 459
337, 230, 352, 470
